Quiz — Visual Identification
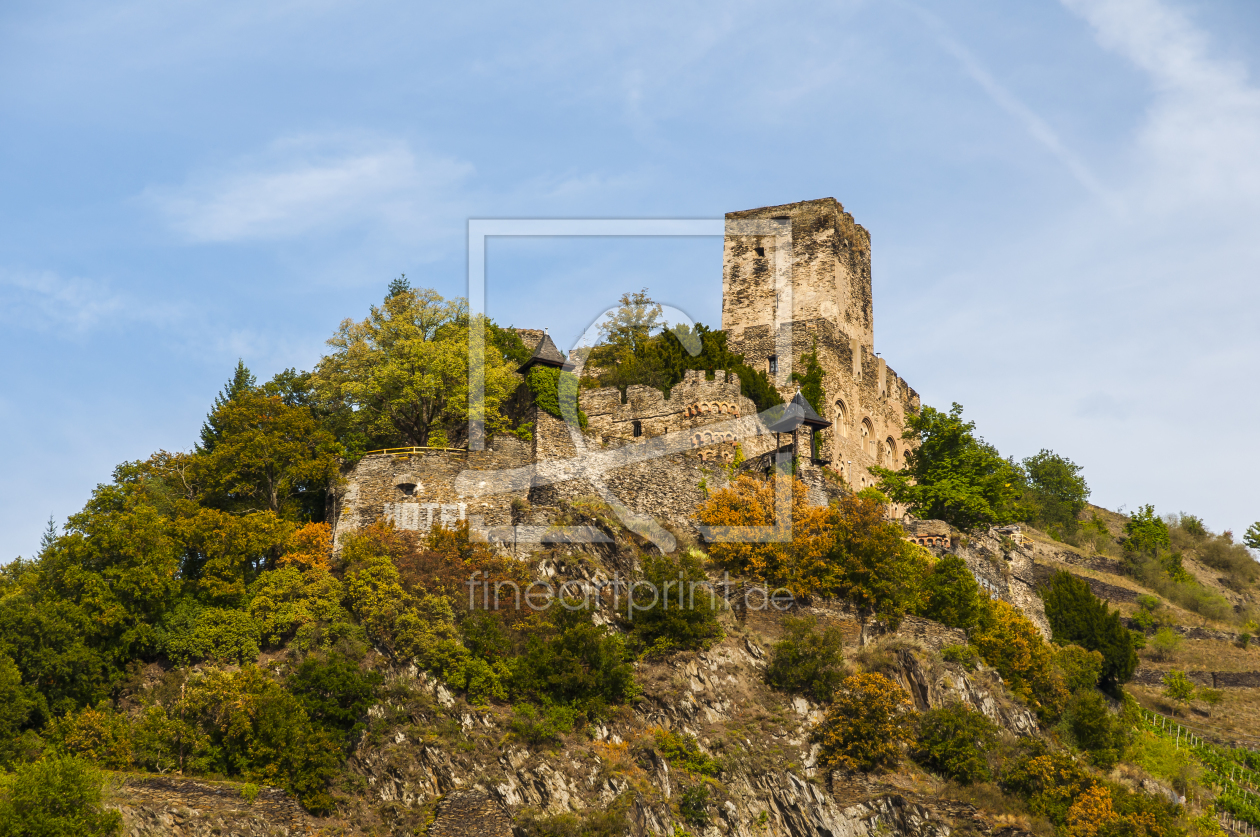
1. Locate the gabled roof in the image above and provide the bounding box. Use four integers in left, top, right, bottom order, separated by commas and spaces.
517, 330, 567, 375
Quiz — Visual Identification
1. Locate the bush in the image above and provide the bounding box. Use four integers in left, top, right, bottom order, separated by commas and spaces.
0, 652, 38, 766
509, 606, 637, 718
764, 616, 848, 702
0, 754, 122, 837
1162, 670, 1195, 715
160, 601, 261, 665
812, 672, 916, 771
45, 704, 133, 769
653, 729, 720, 776
1149, 628, 1183, 662
1042, 571, 1137, 691
972, 600, 1068, 718
629, 550, 724, 656
917, 555, 986, 632
286, 652, 382, 746
1064, 690, 1127, 770
515, 798, 631, 837
941, 644, 981, 670
678, 783, 711, 826
508, 703, 577, 746
915, 702, 999, 784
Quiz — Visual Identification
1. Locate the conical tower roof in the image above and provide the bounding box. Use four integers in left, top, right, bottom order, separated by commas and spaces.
517, 329, 567, 375
791, 389, 831, 429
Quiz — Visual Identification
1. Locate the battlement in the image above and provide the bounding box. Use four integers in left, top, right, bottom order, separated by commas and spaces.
581, 370, 753, 444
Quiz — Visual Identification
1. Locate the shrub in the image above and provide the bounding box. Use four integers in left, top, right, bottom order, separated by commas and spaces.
248, 565, 358, 651
0, 754, 122, 837
678, 784, 711, 826
508, 703, 577, 746
1064, 690, 1127, 770
653, 729, 720, 776
1149, 628, 1183, 662
160, 601, 261, 665
629, 551, 724, 656
915, 702, 999, 784
941, 644, 981, 670
170, 666, 342, 812
1198, 537, 1260, 589
812, 672, 916, 771
45, 704, 133, 769
515, 798, 631, 837
1042, 571, 1137, 691
286, 652, 382, 746
972, 600, 1068, 718
917, 555, 985, 632
764, 616, 848, 702
509, 606, 637, 718
0, 652, 38, 766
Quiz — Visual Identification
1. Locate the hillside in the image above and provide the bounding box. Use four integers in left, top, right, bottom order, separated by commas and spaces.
2, 283, 1260, 837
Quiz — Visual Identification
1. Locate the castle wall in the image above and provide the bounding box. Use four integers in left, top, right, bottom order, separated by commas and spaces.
330, 437, 533, 550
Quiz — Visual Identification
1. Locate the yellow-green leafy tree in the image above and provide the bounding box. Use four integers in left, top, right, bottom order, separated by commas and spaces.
314, 287, 518, 448
812, 672, 917, 771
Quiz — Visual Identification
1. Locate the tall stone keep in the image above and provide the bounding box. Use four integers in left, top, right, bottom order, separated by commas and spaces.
721, 198, 919, 492
723, 198, 873, 356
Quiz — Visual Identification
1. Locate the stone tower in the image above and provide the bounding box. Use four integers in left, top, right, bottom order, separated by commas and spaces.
721, 198, 918, 491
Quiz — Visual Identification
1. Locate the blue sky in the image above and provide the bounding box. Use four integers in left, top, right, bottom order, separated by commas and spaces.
3, 0, 1259, 558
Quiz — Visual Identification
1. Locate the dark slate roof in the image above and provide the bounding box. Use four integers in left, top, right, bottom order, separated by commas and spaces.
517, 331, 567, 374
763, 390, 831, 433
792, 389, 831, 429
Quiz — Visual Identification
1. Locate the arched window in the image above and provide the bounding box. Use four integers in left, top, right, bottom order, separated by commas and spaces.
861, 419, 874, 456
886, 437, 897, 466
835, 400, 849, 437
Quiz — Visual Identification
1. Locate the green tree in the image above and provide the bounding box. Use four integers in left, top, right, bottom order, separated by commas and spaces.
872, 403, 1028, 531
629, 551, 723, 656
1022, 450, 1090, 535
1244, 522, 1260, 551
195, 389, 342, 519
0, 755, 122, 837
0, 652, 39, 765
915, 702, 999, 784
509, 606, 637, 718
313, 287, 518, 448
917, 555, 985, 633
1161, 670, 1195, 716
597, 289, 664, 350
812, 672, 917, 771
199, 360, 257, 453
1197, 687, 1224, 718
764, 616, 848, 703
286, 652, 382, 746
1123, 505, 1170, 557
1149, 627, 1182, 662
1065, 689, 1127, 770
1042, 571, 1137, 692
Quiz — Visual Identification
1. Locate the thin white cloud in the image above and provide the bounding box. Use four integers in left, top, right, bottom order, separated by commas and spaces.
907, 3, 1124, 214
143, 134, 474, 243
1060, 0, 1260, 213
0, 269, 132, 332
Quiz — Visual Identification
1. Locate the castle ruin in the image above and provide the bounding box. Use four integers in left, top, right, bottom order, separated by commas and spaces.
330, 198, 920, 550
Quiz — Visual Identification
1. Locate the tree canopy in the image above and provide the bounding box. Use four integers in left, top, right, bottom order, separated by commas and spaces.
873, 403, 1028, 531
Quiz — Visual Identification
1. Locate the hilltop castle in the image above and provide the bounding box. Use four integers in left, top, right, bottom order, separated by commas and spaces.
329, 198, 920, 551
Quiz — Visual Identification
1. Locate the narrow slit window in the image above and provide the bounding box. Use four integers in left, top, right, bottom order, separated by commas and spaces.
632, 420, 642, 438
768, 355, 777, 375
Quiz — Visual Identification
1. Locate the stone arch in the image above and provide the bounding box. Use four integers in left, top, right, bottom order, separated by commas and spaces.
692, 433, 703, 448
861, 418, 874, 456
885, 437, 897, 466
835, 400, 849, 437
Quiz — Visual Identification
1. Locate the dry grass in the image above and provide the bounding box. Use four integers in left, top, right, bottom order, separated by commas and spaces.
1137, 638, 1260, 673
1127, 683, 1260, 748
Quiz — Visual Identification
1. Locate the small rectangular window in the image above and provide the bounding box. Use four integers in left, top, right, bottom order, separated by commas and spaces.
754, 246, 765, 258
632, 420, 642, 438
768, 355, 777, 375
